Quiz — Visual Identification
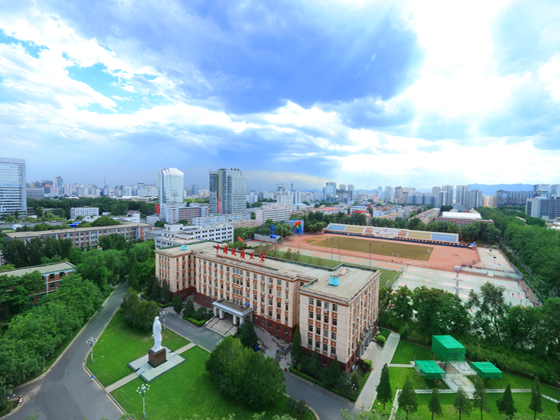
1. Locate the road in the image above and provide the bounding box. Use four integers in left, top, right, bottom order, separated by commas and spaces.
12, 283, 128, 420
165, 310, 361, 420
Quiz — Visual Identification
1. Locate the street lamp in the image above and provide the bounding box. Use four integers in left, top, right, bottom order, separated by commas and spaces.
86, 337, 97, 364
161, 310, 168, 332
6, 392, 15, 411
42, 353, 49, 371
137, 383, 150, 418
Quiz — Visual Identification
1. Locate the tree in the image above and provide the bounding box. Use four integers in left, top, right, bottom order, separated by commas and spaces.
453, 387, 472, 420
127, 267, 138, 290
496, 385, 517, 419
428, 388, 443, 420
467, 282, 510, 342
291, 324, 303, 363
397, 377, 418, 419
392, 286, 413, 321
172, 294, 183, 315
239, 319, 259, 349
472, 377, 491, 420
326, 355, 342, 388
307, 350, 320, 378
376, 363, 392, 417
528, 378, 543, 420
184, 298, 195, 319
400, 323, 410, 340
161, 280, 170, 304
378, 287, 394, 317
150, 278, 161, 301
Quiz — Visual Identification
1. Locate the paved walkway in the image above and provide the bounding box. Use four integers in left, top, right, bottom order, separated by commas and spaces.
105, 372, 138, 393
356, 331, 400, 409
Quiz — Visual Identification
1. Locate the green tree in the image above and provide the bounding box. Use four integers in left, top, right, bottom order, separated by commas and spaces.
184, 298, 195, 318
161, 280, 170, 304
379, 287, 394, 317
127, 267, 138, 290
307, 350, 320, 378
326, 355, 341, 388
172, 294, 183, 315
467, 282, 510, 342
291, 324, 303, 363
375, 363, 392, 417
528, 378, 543, 420
150, 278, 161, 301
239, 319, 259, 349
392, 286, 413, 321
453, 387, 472, 420
472, 377, 491, 420
428, 388, 443, 420
397, 377, 418, 419
400, 323, 410, 340
496, 385, 517, 420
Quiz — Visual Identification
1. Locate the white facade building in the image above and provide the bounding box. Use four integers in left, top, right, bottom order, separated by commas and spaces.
0, 157, 26, 217
192, 214, 251, 227
71, 207, 100, 219
158, 168, 184, 205
153, 223, 234, 248
255, 204, 291, 225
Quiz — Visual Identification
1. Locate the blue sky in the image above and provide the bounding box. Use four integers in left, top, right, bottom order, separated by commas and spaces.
1, 0, 559, 190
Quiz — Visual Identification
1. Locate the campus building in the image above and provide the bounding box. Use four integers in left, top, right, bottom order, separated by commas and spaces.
209, 168, 247, 215
155, 242, 380, 372
435, 211, 494, 228
150, 223, 234, 248
163, 203, 209, 224
192, 214, 252, 227
70, 207, 99, 219
255, 204, 291, 225
1, 262, 76, 305
158, 168, 184, 205
0, 157, 27, 217
5, 223, 153, 247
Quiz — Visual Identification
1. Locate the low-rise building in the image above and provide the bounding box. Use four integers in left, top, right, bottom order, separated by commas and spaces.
154, 243, 380, 371
192, 214, 251, 227
163, 204, 209, 224
6, 223, 153, 247
255, 204, 291, 225
435, 211, 494, 228
152, 224, 234, 248
1, 261, 76, 304
413, 207, 440, 224
71, 207, 100, 219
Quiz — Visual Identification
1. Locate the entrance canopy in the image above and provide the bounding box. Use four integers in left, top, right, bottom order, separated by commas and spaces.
415, 360, 446, 380
432, 335, 465, 363
212, 299, 253, 318
470, 362, 502, 379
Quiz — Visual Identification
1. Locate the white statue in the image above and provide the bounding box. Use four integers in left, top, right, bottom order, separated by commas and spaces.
151, 316, 162, 352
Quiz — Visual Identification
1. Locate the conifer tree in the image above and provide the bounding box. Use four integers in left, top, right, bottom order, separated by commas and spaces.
161, 279, 170, 304
453, 387, 472, 420
291, 325, 303, 363
473, 377, 491, 420
398, 377, 418, 420
428, 388, 443, 420
529, 378, 543, 420
376, 364, 392, 418
172, 294, 183, 314
496, 385, 517, 420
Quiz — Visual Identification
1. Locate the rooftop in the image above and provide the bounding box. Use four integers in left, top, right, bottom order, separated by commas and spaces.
6, 223, 151, 239
1, 261, 76, 277
439, 212, 482, 220
303, 266, 377, 301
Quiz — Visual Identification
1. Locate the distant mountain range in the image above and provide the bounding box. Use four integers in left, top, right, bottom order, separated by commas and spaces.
467, 184, 534, 195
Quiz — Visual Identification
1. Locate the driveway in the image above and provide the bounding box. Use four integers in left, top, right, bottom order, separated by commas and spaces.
12, 283, 128, 420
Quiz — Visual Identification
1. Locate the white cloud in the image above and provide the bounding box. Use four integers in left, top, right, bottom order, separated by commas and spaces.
540, 56, 560, 101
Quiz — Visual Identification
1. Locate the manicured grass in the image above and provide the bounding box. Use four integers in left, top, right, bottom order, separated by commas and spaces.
414, 392, 560, 419
377, 327, 391, 340
112, 346, 314, 420
476, 372, 560, 400
88, 309, 189, 386
274, 251, 340, 268
311, 237, 433, 261
390, 340, 436, 365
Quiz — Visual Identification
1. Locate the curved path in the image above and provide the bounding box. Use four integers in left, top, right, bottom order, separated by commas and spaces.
12, 283, 128, 420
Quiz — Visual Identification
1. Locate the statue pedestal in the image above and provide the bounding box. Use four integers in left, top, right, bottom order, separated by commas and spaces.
148, 348, 166, 368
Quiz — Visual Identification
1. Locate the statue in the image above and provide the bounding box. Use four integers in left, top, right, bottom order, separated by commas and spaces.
151, 316, 162, 352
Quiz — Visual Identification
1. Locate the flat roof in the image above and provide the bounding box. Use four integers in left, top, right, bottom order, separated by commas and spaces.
303, 266, 377, 301
440, 212, 481, 220
6, 223, 151, 239
1, 261, 75, 276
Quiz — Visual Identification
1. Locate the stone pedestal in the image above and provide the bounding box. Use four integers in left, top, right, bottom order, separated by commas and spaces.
148, 348, 166, 368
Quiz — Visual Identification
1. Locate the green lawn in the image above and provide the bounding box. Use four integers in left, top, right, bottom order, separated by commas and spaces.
88, 309, 190, 386
390, 340, 436, 365
312, 237, 433, 261
112, 346, 314, 420
476, 372, 560, 401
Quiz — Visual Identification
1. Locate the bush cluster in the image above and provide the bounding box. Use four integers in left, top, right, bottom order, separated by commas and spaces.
121, 288, 160, 332
183, 299, 213, 322
375, 335, 386, 345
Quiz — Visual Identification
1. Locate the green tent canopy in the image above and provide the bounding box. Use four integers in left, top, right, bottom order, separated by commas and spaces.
471, 362, 502, 379
432, 335, 465, 363
415, 360, 446, 380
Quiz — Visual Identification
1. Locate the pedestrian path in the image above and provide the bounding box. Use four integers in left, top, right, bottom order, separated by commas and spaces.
174, 342, 196, 354
389, 363, 414, 368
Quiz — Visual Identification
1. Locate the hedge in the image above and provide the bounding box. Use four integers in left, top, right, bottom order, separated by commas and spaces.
376, 335, 386, 345
183, 316, 206, 327
363, 359, 373, 370
140, 294, 169, 308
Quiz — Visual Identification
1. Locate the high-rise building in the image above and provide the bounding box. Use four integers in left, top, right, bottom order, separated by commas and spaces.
534, 184, 550, 192
456, 185, 470, 210
339, 184, 347, 191
384, 186, 393, 201
437, 191, 449, 208
550, 184, 560, 195
348, 184, 355, 201
0, 157, 27, 217
469, 189, 483, 209
325, 182, 337, 202
158, 168, 184, 205
441, 185, 454, 206
209, 168, 247, 214
54, 176, 64, 195
432, 186, 441, 196
377, 186, 383, 196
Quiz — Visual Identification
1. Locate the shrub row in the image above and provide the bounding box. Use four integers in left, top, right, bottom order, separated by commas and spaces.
184, 316, 206, 327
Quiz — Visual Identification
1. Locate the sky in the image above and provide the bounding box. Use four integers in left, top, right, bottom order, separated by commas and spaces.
1, 0, 560, 191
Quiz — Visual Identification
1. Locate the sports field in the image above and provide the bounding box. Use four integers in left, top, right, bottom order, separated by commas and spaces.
311, 236, 433, 261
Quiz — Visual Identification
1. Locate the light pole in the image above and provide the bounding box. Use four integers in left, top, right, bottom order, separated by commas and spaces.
42, 353, 49, 371
137, 383, 150, 418
6, 391, 15, 411
161, 310, 168, 332
86, 337, 97, 364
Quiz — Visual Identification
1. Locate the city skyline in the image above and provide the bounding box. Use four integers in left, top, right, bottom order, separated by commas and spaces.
1, 2, 560, 188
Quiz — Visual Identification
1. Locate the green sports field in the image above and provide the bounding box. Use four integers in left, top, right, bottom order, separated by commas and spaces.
311, 236, 433, 261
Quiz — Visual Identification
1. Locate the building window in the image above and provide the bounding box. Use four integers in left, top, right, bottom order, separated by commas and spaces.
316, 313, 321, 320
332, 332, 337, 340
277, 291, 281, 298
324, 302, 330, 310
308, 338, 313, 346
309, 311, 313, 319
323, 330, 328, 337
276, 324, 280, 330
331, 346, 336, 354
323, 343, 328, 352
317, 300, 322, 308
333, 304, 338, 312
269, 310, 272, 317
333, 318, 337, 326
316, 326, 320, 334
324, 315, 329, 323
277, 302, 281, 308
309, 297, 314, 305
268, 321, 272, 328
315, 341, 320, 349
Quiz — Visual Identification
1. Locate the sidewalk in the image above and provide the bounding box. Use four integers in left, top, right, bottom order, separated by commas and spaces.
356, 331, 400, 409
